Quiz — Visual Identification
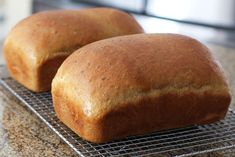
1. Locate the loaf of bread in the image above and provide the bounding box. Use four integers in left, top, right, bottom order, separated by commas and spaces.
3, 8, 143, 92
52, 33, 231, 143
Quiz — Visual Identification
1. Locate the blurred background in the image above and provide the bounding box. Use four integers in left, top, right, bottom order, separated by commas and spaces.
1, 0, 235, 43
0, 0, 235, 64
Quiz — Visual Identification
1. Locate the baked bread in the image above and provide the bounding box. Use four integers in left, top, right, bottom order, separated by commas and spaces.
3, 8, 143, 92
52, 33, 231, 143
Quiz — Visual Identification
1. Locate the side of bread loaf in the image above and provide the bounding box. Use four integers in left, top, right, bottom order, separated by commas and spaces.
4, 8, 143, 92
52, 33, 231, 143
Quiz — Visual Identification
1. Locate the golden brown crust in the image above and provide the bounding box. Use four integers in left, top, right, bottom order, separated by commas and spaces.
4, 8, 143, 92
52, 33, 231, 143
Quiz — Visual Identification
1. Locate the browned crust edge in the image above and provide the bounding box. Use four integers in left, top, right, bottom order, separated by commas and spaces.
53, 87, 231, 143
4, 45, 69, 92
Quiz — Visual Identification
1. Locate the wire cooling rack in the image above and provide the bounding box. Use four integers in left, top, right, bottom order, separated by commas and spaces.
1, 76, 235, 156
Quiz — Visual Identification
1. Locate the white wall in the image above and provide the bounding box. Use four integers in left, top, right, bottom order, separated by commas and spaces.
4, 0, 33, 34
147, 0, 235, 27
0, 0, 4, 6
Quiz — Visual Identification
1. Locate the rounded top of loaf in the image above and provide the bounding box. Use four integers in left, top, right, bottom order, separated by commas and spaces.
52, 33, 231, 118
4, 8, 143, 65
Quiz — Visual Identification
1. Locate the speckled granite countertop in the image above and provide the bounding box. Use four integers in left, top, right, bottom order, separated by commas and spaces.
0, 44, 234, 157
0, 81, 77, 156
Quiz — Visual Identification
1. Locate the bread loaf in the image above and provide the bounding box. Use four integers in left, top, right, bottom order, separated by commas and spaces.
52, 33, 231, 143
4, 8, 143, 92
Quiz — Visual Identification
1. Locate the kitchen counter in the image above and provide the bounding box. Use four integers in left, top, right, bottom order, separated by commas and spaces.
0, 44, 234, 156
0, 81, 77, 156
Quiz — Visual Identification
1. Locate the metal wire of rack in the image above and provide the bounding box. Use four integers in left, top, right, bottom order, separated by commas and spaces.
0, 77, 235, 157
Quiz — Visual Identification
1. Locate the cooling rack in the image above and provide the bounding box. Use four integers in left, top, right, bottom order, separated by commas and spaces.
0, 68, 235, 156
